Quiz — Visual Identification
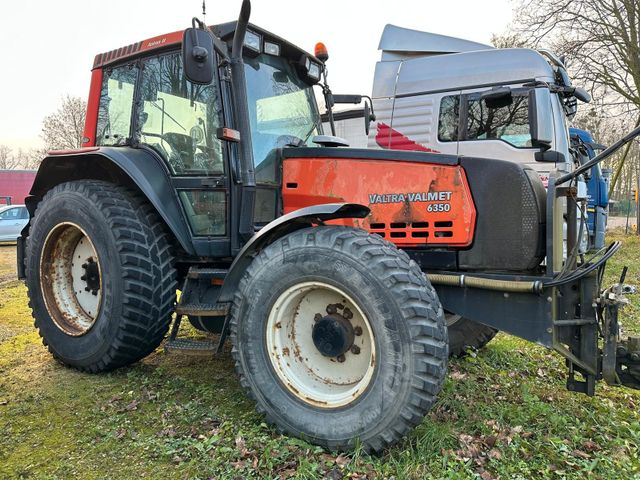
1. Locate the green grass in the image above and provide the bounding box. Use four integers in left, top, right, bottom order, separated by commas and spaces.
1, 237, 639, 479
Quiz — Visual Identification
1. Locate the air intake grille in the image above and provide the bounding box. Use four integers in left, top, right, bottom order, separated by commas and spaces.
368, 221, 455, 243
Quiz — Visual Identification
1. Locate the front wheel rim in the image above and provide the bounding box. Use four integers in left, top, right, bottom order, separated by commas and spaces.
39, 222, 103, 336
266, 281, 376, 409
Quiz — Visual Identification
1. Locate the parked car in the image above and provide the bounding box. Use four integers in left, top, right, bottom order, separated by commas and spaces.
0, 205, 29, 242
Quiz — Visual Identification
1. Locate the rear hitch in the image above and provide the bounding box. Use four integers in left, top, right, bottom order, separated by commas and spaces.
598, 266, 640, 389
615, 337, 640, 389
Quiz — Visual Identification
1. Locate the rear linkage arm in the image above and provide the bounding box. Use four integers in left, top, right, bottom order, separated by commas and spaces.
598, 267, 640, 389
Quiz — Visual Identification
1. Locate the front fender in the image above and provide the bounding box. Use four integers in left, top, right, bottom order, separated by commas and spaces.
217, 203, 370, 302
23, 146, 194, 255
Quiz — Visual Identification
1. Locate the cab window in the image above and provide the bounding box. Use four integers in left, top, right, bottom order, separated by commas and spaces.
438, 92, 533, 148
96, 64, 138, 146
138, 52, 224, 176
466, 94, 532, 148
438, 95, 460, 142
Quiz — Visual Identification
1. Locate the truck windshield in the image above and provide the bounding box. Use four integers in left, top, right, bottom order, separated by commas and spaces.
244, 54, 321, 168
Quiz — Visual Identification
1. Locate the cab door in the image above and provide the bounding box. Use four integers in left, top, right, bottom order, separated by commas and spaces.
136, 51, 229, 257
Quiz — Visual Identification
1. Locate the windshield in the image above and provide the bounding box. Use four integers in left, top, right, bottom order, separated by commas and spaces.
244, 54, 322, 171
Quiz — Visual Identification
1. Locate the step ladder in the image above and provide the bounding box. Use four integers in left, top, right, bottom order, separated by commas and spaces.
164, 267, 231, 356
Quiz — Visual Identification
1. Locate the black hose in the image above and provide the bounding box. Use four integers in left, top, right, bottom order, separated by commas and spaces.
543, 241, 621, 287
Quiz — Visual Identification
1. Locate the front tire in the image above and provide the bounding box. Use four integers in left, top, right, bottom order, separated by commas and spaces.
230, 226, 448, 453
26, 180, 176, 372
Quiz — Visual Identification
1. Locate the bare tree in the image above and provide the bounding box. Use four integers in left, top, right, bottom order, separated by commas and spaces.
490, 32, 532, 49
513, 0, 640, 110
508, 0, 640, 198
41, 95, 87, 150
0, 145, 20, 169
16, 148, 46, 170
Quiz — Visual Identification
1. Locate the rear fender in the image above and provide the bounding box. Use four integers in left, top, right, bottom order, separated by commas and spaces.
22, 146, 194, 255
217, 203, 370, 302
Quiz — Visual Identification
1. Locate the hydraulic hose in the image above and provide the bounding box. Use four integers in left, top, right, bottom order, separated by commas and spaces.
427, 273, 543, 294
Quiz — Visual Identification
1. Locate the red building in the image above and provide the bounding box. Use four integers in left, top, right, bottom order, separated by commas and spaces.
0, 170, 37, 205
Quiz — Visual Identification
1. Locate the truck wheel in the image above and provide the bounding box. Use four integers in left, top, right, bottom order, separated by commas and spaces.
230, 226, 448, 453
446, 314, 497, 356
26, 180, 176, 372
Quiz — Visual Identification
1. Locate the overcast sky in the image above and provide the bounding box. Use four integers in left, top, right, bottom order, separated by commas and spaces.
0, 0, 514, 150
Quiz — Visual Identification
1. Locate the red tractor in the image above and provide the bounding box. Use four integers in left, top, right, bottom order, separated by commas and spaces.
18, 0, 640, 452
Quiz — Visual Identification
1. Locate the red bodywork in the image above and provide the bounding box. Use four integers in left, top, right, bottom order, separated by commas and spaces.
283, 157, 476, 247
0, 170, 37, 205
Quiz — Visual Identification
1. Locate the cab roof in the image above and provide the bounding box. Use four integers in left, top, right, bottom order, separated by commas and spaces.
372, 48, 556, 98
93, 21, 318, 69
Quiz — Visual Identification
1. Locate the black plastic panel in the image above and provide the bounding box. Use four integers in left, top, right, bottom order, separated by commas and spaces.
458, 157, 546, 271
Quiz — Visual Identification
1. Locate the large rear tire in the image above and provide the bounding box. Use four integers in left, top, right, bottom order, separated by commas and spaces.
446, 314, 497, 356
26, 180, 176, 372
230, 226, 448, 453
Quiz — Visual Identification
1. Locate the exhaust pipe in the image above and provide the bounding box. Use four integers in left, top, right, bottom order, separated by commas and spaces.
230, 0, 256, 243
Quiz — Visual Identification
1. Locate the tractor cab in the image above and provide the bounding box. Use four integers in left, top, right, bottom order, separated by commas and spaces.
82, 20, 327, 249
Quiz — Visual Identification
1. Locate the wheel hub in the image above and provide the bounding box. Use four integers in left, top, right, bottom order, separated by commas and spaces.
312, 314, 354, 358
81, 258, 100, 295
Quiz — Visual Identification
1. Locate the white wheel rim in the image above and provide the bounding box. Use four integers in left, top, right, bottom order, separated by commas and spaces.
266, 281, 376, 409
40, 222, 102, 336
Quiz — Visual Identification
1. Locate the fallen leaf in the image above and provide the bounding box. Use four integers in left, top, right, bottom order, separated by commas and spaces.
479, 469, 496, 480
488, 449, 502, 460
582, 440, 600, 452
484, 435, 498, 448
572, 449, 591, 460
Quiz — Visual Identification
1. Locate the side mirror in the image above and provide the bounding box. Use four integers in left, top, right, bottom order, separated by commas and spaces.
529, 88, 554, 152
182, 27, 215, 85
364, 101, 372, 136
573, 87, 591, 103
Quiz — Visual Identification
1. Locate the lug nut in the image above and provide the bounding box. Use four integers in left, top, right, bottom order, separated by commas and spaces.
351, 345, 360, 355
343, 308, 353, 320
354, 326, 363, 336
84, 287, 90, 292
314, 313, 322, 322
91, 290, 98, 296
80, 275, 87, 281
337, 354, 346, 363
81, 263, 87, 269
326, 304, 337, 315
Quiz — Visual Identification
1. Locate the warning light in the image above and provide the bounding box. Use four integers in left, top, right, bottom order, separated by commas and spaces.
315, 42, 329, 62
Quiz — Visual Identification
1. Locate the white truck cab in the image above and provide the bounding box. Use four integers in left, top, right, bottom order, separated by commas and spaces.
330, 25, 589, 188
